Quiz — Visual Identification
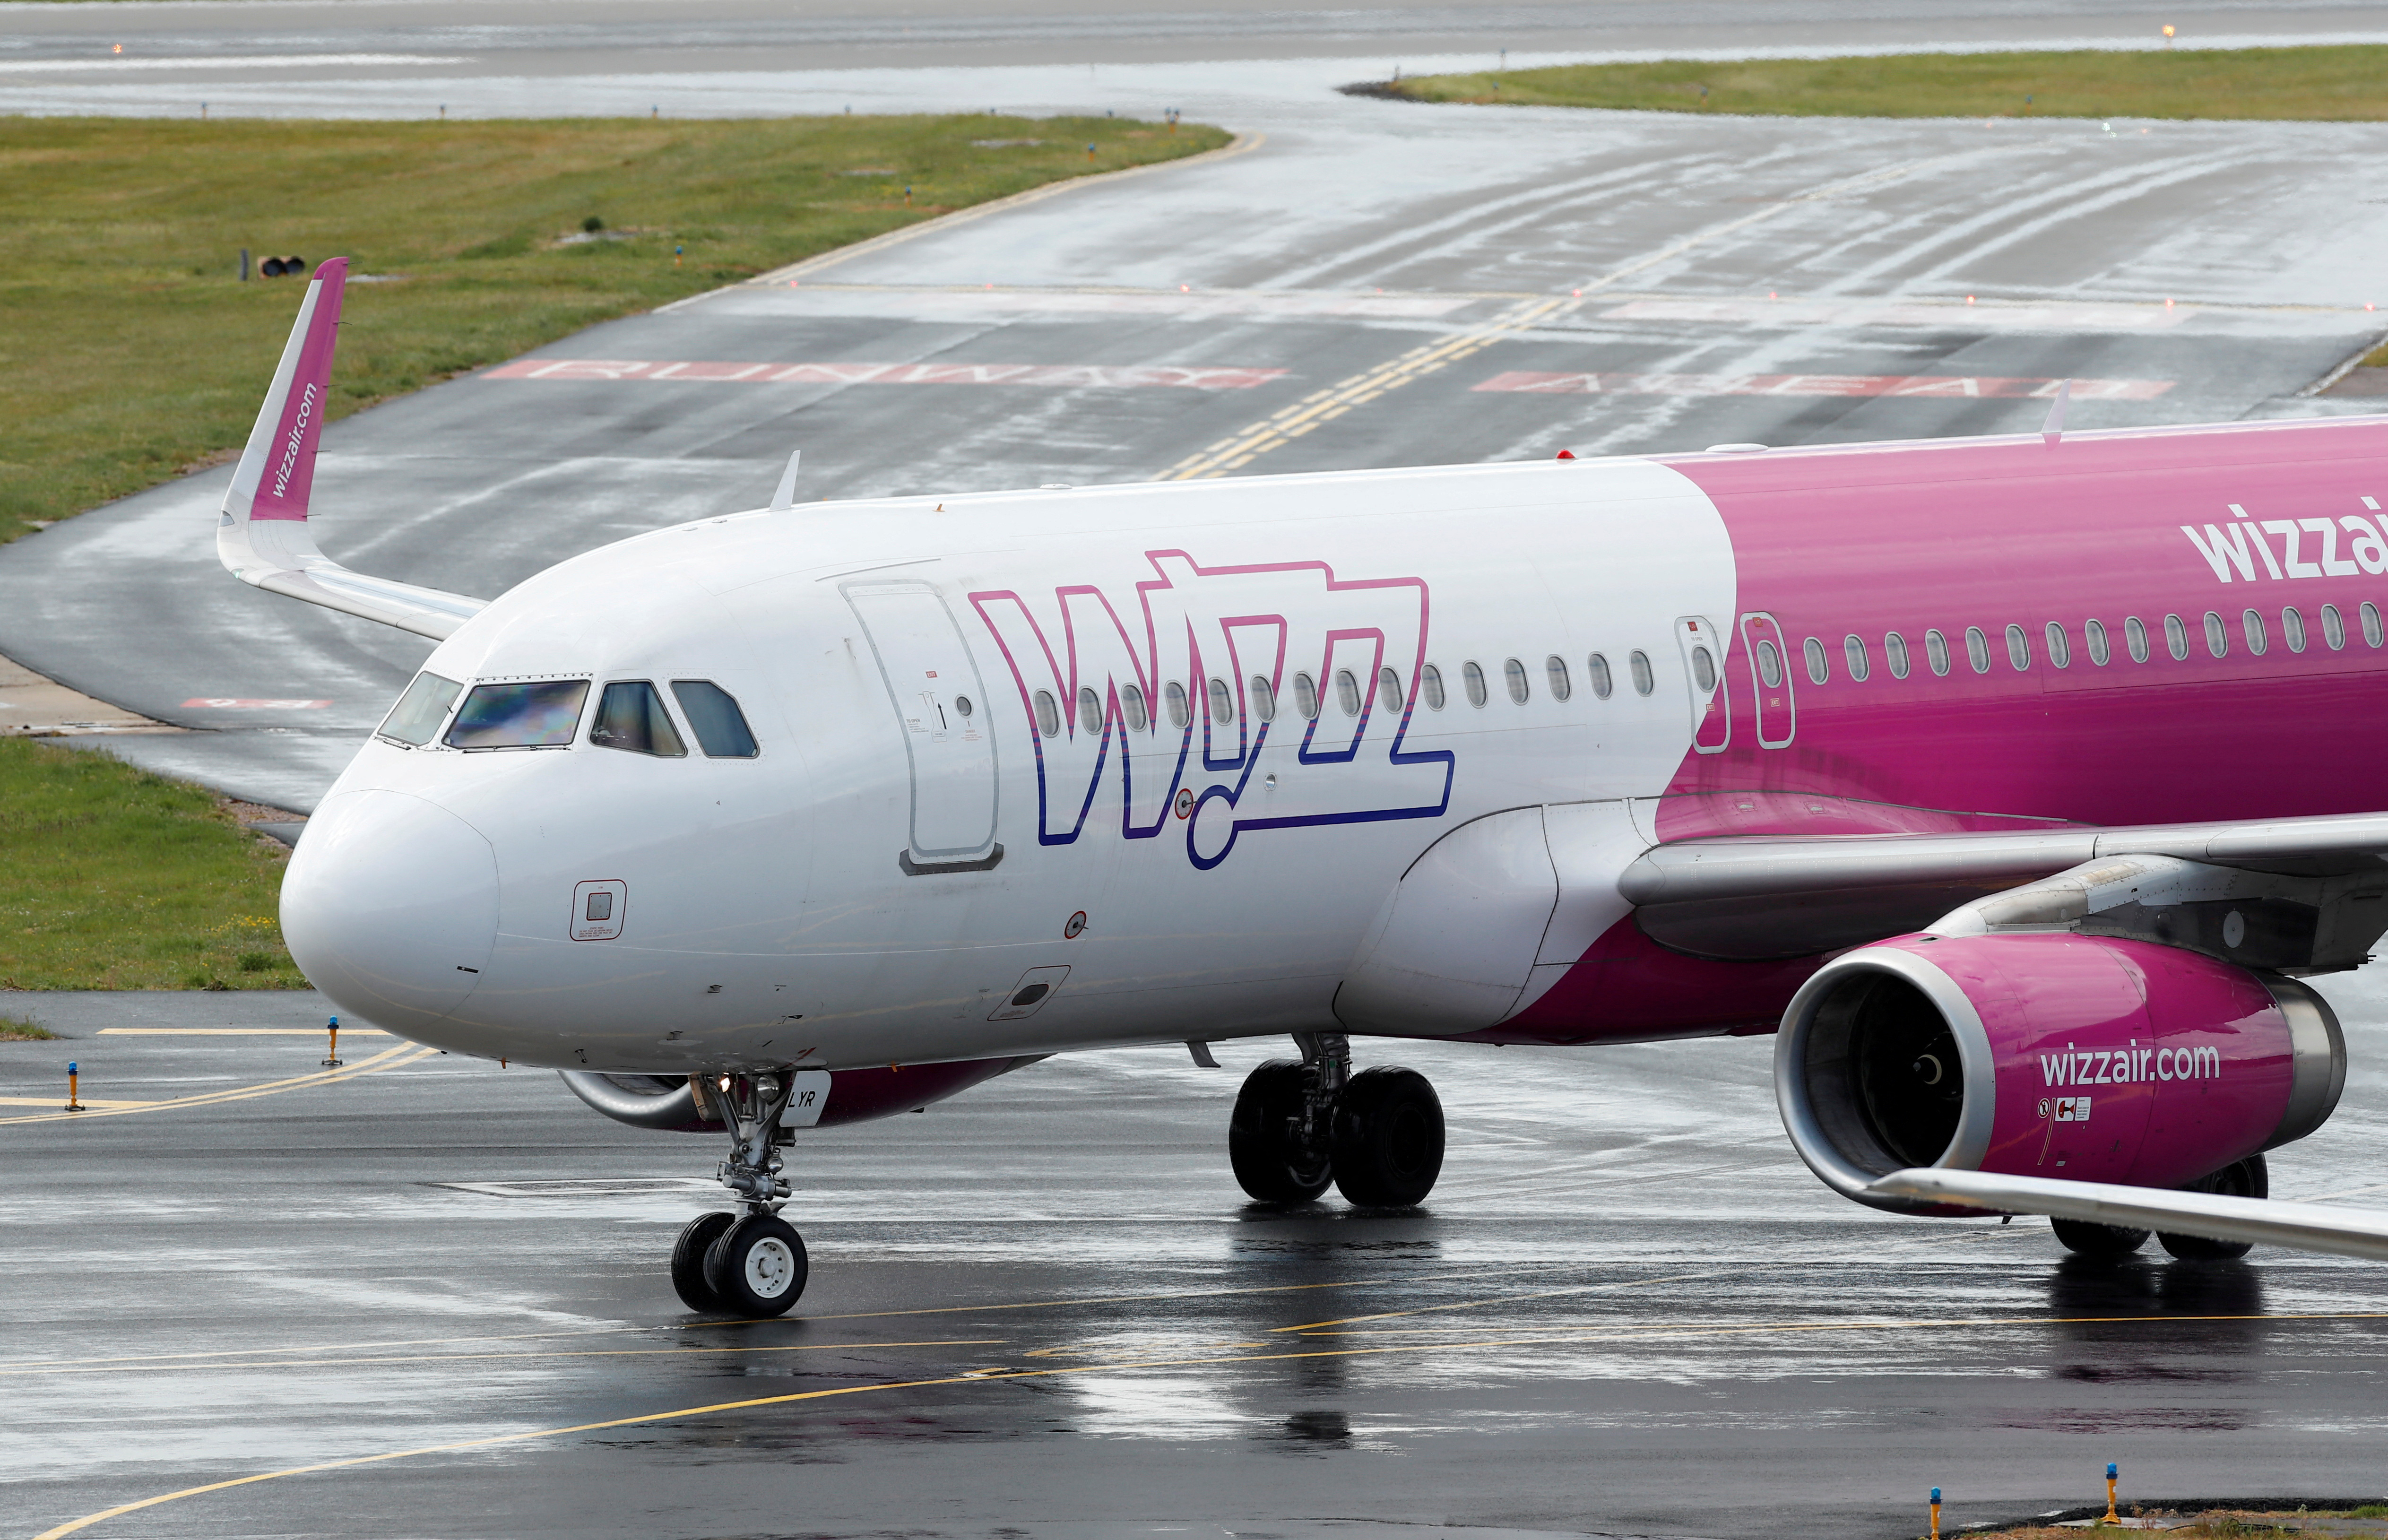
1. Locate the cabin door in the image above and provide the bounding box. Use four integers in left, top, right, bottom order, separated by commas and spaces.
845, 580, 1001, 869
1739, 612, 1796, 749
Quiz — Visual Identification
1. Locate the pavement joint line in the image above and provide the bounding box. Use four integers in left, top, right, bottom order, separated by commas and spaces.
0, 1044, 434, 1127
93, 1028, 392, 1037
728, 131, 1268, 293
37, 1310, 2388, 1540
0, 1339, 1006, 1380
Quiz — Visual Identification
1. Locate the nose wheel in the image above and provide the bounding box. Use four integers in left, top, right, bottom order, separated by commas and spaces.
673, 1070, 813, 1317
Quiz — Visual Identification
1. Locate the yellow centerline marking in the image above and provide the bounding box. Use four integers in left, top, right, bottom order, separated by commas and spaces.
0, 1098, 157, 1109
95, 1028, 390, 1037
35, 1309, 2388, 1540
1156, 152, 1951, 482
0, 1044, 435, 1126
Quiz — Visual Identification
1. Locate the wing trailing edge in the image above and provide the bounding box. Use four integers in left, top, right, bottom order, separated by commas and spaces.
1870, 1168, 2388, 1263
217, 258, 487, 640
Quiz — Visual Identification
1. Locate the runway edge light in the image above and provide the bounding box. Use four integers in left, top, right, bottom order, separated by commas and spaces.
1930, 1488, 1942, 1540
2106, 1462, 2121, 1524
64, 1061, 83, 1113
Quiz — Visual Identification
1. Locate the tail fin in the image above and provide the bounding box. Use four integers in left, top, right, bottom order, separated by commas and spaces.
219, 259, 487, 640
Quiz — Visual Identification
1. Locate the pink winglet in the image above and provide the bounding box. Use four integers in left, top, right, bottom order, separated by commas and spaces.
247, 257, 349, 522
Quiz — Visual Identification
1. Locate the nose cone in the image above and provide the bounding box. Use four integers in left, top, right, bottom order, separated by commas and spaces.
283, 789, 498, 1030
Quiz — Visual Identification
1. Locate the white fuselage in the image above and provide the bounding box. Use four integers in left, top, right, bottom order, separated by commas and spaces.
283, 457, 1733, 1073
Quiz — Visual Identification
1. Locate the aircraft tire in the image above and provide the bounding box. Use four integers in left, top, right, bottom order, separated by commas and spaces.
2051, 1217, 2150, 1256
705, 1213, 809, 1317
671, 1211, 735, 1312
1330, 1066, 1444, 1208
1229, 1059, 1332, 1203
2158, 1153, 2266, 1261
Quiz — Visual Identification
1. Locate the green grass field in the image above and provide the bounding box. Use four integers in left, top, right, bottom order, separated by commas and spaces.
1384, 44, 2388, 120
0, 738, 303, 990
0, 113, 1228, 544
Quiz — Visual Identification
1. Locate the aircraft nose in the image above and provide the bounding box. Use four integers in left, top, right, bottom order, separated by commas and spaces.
282, 789, 498, 1029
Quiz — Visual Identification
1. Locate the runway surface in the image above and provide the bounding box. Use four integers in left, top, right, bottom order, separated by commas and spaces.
4, 974, 2387, 1540
6, 21, 2388, 807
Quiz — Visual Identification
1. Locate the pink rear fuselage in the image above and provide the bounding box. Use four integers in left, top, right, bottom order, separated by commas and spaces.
1509, 417, 2388, 1045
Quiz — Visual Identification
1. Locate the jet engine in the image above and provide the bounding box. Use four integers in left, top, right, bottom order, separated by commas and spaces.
1775, 932, 2345, 1214
561, 1057, 1040, 1133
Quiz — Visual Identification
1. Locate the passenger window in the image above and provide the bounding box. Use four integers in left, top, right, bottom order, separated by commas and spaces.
1883, 632, 1908, 680
1464, 661, 1489, 707
1165, 681, 1190, 728
2126, 616, 2150, 662
1123, 683, 1149, 731
1250, 675, 1277, 722
589, 681, 687, 757
1422, 664, 1446, 710
1628, 650, 1655, 696
1843, 634, 1869, 683
1505, 657, 1531, 703
2322, 604, 2347, 651
1208, 677, 1234, 724
2084, 619, 2109, 666
2365, 601, 2383, 647
1034, 690, 1061, 736
1925, 629, 1951, 677
1803, 637, 1828, 684
2242, 608, 2267, 656
1965, 626, 1990, 674
1545, 655, 1571, 701
1756, 639, 1783, 687
2204, 611, 2229, 658
2004, 623, 2030, 670
2044, 623, 2071, 669
1587, 653, 1614, 699
2165, 614, 2189, 660
2281, 607, 2307, 654
1336, 669, 1362, 717
1379, 667, 1404, 713
670, 681, 758, 757
1079, 686, 1102, 734
1293, 672, 1319, 719
446, 679, 590, 751
956, 695, 973, 718
378, 670, 463, 747
1687, 648, 1713, 693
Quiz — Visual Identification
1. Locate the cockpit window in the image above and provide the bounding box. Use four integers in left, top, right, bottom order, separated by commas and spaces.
445, 680, 589, 750
670, 680, 759, 758
377, 671, 463, 747
589, 681, 687, 757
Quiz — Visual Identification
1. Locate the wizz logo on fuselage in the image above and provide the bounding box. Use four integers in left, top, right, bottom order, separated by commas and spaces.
969, 551, 1454, 870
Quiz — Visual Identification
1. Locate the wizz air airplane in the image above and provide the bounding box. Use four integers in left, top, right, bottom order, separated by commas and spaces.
222, 260, 2388, 1318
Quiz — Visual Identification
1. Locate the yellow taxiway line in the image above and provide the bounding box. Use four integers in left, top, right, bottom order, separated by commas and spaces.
32, 1307, 2388, 1540
95, 1028, 390, 1037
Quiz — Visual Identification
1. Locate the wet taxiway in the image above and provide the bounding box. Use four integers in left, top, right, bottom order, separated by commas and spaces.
4, 975, 2387, 1540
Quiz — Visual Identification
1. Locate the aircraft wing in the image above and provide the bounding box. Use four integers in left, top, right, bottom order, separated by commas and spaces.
1613, 810, 2388, 963
217, 258, 488, 640
1871, 1168, 2388, 1263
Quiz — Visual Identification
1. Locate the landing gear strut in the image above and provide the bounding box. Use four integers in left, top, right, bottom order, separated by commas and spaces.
1228, 1033, 1445, 1208
672, 1070, 810, 1317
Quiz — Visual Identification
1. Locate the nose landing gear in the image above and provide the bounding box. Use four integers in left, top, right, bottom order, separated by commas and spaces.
672, 1071, 810, 1317
1228, 1032, 1445, 1208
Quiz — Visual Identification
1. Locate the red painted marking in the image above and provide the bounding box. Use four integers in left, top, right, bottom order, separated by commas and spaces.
1472, 371, 2174, 400
181, 698, 332, 709
486, 359, 1287, 389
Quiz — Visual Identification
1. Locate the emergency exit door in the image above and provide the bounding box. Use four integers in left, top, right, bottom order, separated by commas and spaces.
844, 580, 1001, 869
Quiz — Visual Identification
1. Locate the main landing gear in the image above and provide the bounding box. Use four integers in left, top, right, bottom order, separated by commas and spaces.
1229, 1032, 1445, 1208
672, 1071, 811, 1317
2051, 1153, 2266, 1262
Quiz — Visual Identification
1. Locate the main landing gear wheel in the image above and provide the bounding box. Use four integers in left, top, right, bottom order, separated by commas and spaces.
2052, 1217, 2151, 1257
1230, 1059, 1333, 1202
1330, 1065, 1444, 1208
705, 1213, 809, 1316
2159, 1154, 2267, 1261
672, 1211, 737, 1312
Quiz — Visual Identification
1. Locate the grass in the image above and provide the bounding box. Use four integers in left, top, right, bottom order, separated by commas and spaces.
0, 1013, 56, 1040
1381, 44, 2388, 121
0, 737, 305, 990
0, 113, 1229, 543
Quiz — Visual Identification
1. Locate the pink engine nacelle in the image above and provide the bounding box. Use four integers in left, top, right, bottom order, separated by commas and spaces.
1775, 932, 2346, 1214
